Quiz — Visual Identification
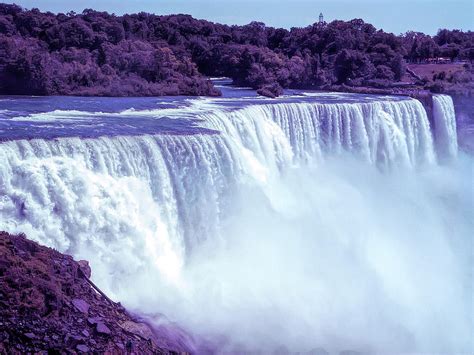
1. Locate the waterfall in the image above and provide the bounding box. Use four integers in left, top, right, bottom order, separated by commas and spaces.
432, 94, 458, 161
0, 98, 438, 254
202, 98, 436, 168
0, 95, 470, 353
0, 134, 240, 266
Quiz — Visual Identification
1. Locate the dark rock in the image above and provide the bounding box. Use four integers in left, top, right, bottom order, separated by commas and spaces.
77, 260, 91, 278
24, 332, 36, 339
96, 322, 111, 335
126, 340, 135, 352
72, 299, 90, 314
76, 344, 89, 352
87, 317, 101, 325
257, 83, 284, 98
71, 335, 84, 342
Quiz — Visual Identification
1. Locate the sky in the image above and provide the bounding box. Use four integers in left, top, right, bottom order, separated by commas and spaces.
5, 0, 473, 35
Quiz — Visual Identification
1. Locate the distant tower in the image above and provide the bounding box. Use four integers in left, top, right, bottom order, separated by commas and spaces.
319, 12, 324, 24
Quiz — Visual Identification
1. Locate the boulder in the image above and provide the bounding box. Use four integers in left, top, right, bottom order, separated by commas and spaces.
96, 322, 111, 335
76, 344, 89, 353
72, 299, 90, 314
119, 320, 154, 341
257, 83, 283, 98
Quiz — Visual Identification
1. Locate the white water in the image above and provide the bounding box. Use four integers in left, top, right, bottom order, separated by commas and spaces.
0, 96, 472, 353
433, 94, 458, 161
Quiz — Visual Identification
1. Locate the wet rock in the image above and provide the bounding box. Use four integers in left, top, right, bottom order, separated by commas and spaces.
72, 299, 90, 314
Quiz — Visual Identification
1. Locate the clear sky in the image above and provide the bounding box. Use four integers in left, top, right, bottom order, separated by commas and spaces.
5, 0, 473, 35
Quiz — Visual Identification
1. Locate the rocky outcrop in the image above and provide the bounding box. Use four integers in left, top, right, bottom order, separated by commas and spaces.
257, 83, 284, 98
0, 231, 193, 354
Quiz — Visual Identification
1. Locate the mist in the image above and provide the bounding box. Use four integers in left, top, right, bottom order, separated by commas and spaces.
110, 153, 472, 354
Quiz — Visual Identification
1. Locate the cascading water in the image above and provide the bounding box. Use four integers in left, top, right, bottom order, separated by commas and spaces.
0, 93, 471, 353
432, 94, 458, 161
201, 98, 436, 169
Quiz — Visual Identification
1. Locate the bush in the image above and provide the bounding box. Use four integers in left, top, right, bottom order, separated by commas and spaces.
427, 81, 445, 93
375, 65, 395, 80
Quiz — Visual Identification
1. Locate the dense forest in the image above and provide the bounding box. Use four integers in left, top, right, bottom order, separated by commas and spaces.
0, 3, 473, 97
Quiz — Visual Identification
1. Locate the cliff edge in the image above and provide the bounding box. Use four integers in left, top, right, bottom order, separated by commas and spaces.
0, 231, 192, 354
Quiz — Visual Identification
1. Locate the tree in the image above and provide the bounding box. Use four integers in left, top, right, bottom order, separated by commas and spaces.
334, 49, 375, 84
0, 5, 470, 97
390, 54, 406, 81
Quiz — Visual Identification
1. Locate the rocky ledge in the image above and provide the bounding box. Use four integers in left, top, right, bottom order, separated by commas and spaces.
0, 231, 192, 354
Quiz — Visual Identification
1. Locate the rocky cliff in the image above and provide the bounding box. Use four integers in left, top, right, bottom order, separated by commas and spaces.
0, 231, 193, 354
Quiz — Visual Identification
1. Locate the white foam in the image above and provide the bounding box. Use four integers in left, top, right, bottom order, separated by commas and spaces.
10, 109, 108, 122
433, 94, 458, 161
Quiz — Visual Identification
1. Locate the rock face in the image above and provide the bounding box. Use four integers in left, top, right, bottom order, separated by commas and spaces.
0, 231, 193, 354
72, 299, 90, 314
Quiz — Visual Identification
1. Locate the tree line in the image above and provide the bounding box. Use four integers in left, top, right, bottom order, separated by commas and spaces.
0, 4, 472, 96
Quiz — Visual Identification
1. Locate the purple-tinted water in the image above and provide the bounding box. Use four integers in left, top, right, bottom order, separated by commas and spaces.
0, 79, 408, 141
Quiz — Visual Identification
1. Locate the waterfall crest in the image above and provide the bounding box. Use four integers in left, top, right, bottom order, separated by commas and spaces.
202, 98, 436, 169
0, 97, 443, 255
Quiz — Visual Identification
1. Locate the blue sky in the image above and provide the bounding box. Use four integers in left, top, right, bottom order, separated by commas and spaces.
6, 0, 473, 34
